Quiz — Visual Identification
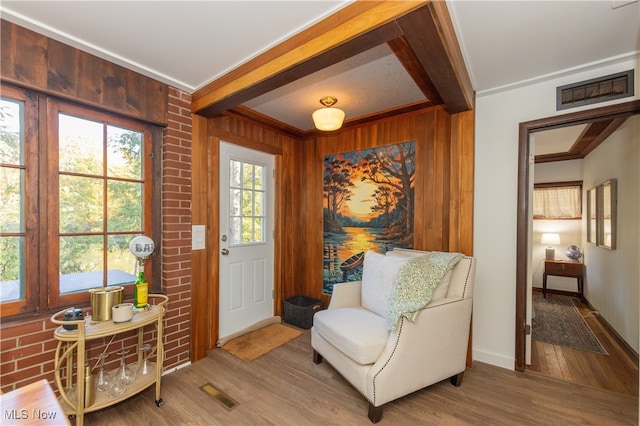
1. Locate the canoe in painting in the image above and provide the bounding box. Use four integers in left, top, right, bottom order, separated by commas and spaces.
339, 252, 365, 271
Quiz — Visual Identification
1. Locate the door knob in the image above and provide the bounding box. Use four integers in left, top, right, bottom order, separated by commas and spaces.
221, 248, 229, 255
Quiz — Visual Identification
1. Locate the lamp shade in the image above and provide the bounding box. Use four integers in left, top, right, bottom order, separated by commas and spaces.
312, 96, 345, 131
540, 233, 561, 246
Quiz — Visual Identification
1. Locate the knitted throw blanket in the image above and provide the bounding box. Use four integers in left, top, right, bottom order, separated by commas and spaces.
387, 252, 463, 330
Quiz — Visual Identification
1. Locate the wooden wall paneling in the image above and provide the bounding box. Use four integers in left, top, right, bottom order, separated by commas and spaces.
190, 114, 212, 362
1, 20, 168, 126
277, 135, 303, 304
300, 135, 328, 306
13, 22, 48, 88
46, 39, 76, 95
448, 110, 475, 255
0, 21, 13, 79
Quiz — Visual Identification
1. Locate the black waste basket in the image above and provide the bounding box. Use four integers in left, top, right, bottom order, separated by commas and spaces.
283, 296, 323, 329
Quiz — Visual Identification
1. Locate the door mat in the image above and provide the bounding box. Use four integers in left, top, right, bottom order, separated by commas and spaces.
222, 323, 302, 362
532, 294, 608, 355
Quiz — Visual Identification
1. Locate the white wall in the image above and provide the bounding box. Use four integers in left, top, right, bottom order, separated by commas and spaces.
582, 115, 639, 352
473, 55, 639, 369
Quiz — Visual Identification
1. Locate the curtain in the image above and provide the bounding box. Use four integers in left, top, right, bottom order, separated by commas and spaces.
533, 186, 581, 219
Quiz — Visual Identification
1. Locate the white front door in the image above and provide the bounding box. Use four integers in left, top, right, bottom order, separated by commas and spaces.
218, 142, 275, 340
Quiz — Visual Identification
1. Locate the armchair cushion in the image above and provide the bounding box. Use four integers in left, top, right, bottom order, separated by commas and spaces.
313, 307, 390, 365
361, 251, 410, 318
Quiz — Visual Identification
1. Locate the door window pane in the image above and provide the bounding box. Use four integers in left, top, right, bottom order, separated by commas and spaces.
229, 160, 266, 244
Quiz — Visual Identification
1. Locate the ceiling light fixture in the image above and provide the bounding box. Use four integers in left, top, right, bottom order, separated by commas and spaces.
312, 96, 345, 131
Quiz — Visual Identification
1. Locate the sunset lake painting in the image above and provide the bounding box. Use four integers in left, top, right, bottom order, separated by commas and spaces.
323, 141, 416, 294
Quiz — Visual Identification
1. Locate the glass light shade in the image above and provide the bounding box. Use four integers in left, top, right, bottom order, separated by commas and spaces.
540, 233, 561, 246
312, 107, 345, 131
129, 235, 155, 259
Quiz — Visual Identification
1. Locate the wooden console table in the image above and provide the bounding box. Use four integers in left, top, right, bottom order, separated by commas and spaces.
543, 259, 585, 301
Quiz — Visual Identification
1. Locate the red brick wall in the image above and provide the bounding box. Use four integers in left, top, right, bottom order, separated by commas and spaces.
0, 87, 193, 393
161, 88, 192, 369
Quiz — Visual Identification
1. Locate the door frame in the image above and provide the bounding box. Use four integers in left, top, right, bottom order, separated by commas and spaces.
190, 122, 284, 362
515, 100, 640, 371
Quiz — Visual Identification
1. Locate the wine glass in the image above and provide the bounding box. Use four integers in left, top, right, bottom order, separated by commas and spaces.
137, 344, 152, 377
114, 349, 135, 385
95, 353, 112, 392
108, 374, 126, 398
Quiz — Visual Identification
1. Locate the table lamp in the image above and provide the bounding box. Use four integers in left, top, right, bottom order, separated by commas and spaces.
541, 233, 561, 260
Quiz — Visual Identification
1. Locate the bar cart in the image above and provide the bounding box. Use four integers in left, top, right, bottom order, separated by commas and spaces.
50, 294, 168, 426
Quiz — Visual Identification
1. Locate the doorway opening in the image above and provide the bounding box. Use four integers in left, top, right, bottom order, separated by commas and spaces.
515, 100, 640, 394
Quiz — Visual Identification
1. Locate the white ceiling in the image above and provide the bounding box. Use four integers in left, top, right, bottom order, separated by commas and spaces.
1, 0, 639, 132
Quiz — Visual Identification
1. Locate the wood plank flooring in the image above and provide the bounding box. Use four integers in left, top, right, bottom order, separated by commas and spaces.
84, 328, 637, 425
528, 294, 638, 397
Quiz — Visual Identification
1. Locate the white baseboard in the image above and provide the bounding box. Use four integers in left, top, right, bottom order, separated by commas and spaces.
472, 349, 514, 370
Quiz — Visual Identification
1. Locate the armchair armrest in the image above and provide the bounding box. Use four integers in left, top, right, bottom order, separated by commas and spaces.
328, 281, 362, 309
366, 296, 473, 406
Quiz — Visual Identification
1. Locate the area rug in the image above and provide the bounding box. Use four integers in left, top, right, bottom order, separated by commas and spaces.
532, 294, 607, 355
222, 323, 302, 362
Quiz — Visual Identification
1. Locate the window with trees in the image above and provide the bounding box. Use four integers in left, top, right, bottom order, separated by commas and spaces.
0, 86, 155, 317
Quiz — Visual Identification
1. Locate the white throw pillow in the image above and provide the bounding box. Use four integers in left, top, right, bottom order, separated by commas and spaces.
361, 251, 409, 317
385, 249, 453, 302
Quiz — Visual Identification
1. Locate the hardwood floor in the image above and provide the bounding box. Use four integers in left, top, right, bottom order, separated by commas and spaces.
528, 293, 639, 397
84, 328, 637, 425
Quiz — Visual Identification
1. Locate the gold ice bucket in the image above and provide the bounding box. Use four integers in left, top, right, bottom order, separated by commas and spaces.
88, 286, 124, 321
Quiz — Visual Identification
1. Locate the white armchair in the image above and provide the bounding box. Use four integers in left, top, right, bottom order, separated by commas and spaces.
311, 249, 476, 423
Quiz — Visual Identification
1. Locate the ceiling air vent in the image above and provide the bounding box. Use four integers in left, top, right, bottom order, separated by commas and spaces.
556, 70, 634, 110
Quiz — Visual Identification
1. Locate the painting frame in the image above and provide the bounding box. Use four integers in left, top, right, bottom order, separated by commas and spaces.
322, 141, 416, 294
586, 187, 597, 244
597, 179, 616, 250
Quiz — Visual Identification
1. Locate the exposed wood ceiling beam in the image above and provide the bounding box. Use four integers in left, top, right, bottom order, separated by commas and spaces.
578, 117, 627, 157
387, 36, 443, 105
395, 1, 474, 113
192, 1, 473, 118
535, 116, 629, 163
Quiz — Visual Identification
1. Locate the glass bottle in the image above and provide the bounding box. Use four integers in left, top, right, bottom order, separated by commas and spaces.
134, 259, 148, 309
